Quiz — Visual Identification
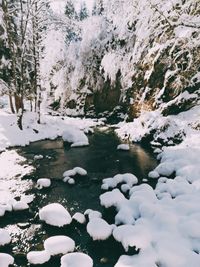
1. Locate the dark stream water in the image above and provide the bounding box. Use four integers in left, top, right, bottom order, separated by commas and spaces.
0, 128, 157, 267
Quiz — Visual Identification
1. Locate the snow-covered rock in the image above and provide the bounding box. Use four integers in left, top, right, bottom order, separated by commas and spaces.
34, 155, 43, 160
148, 171, 159, 179
72, 212, 86, 224
39, 203, 72, 227
0, 253, 14, 267
44, 236, 75, 256
101, 173, 138, 191
13, 201, 29, 211
87, 218, 113, 241
0, 229, 11, 246
27, 251, 51, 265
100, 189, 126, 208
73, 167, 87, 176
61, 252, 93, 267
68, 178, 75, 185
36, 178, 51, 189
84, 209, 102, 220
63, 169, 76, 177
117, 144, 130, 151
62, 126, 89, 147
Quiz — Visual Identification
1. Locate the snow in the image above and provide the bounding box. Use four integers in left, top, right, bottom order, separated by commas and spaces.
0, 229, 11, 246
87, 218, 113, 241
117, 144, 130, 151
36, 178, 51, 189
61, 252, 93, 267
62, 126, 89, 147
63, 167, 87, 178
72, 212, 86, 224
68, 178, 75, 185
148, 171, 160, 179
39, 203, 72, 227
0, 109, 100, 152
100, 189, 126, 208
34, 154, 43, 160
13, 201, 29, 211
27, 251, 50, 265
0, 253, 14, 267
84, 209, 102, 220
44, 235, 75, 256
101, 173, 138, 191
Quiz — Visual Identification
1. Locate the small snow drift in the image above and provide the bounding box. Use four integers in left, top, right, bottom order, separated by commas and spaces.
36, 178, 51, 189
39, 203, 72, 227
61, 252, 93, 267
62, 126, 89, 147
117, 144, 130, 151
87, 218, 113, 241
0, 253, 14, 267
44, 236, 75, 256
63, 167, 88, 184
0, 229, 11, 246
27, 251, 50, 265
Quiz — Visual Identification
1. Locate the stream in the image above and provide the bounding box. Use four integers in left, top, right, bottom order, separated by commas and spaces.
0, 128, 157, 267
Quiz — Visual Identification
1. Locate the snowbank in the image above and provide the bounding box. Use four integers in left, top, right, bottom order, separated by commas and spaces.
39, 203, 72, 227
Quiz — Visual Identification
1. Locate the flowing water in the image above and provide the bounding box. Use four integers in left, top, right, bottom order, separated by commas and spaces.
0, 128, 157, 267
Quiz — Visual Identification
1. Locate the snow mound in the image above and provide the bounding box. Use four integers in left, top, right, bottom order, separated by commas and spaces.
39, 203, 72, 227
63, 167, 87, 178
62, 126, 89, 147
61, 252, 93, 267
117, 144, 130, 151
0, 253, 14, 267
100, 189, 126, 208
101, 173, 138, 191
87, 218, 113, 241
44, 235, 75, 256
0, 229, 11, 246
72, 212, 86, 224
27, 251, 50, 265
37, 178, 51, 189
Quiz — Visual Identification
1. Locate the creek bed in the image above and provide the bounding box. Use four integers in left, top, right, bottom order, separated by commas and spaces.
0, 128, 157, 267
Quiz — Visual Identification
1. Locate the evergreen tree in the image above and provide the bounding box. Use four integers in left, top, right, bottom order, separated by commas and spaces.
79, 1, 88, 21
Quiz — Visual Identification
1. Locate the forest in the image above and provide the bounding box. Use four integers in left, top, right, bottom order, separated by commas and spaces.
0, 0, 200, 267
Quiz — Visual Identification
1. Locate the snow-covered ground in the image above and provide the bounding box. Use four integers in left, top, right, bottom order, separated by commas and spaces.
0, 108, 102, 152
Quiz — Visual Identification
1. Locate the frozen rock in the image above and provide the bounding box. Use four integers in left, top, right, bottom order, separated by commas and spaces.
39, 203, 72, 227
0, 253, 14, 267
0, 229, 11, 246
84, 209, 102, 220
44, 235, 75, 256
87, 218, 113, 241
27, 251, 50, 265
61, 252, 93, 267
37, 178, 51, 189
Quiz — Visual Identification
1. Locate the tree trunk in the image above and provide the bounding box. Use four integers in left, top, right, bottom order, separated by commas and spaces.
9, 93, 15, 113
